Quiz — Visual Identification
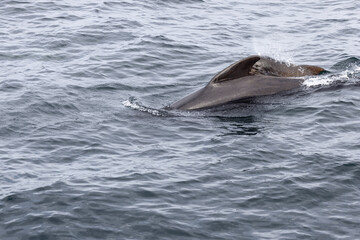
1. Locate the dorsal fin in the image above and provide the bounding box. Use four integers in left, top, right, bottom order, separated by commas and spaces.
210, 55, 260, 83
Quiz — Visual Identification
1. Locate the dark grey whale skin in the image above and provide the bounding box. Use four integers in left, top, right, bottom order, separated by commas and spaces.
169, 55, 325, 110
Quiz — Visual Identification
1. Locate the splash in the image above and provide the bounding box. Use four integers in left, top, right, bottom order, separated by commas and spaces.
122, 97, 164, 116
303, 65, 360, 87
251, 33, 296, 64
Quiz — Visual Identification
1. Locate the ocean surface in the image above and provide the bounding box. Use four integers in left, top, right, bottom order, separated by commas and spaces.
1, 0, 360, 239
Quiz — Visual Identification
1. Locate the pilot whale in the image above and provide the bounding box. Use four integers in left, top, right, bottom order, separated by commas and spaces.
169, 55, 326, 110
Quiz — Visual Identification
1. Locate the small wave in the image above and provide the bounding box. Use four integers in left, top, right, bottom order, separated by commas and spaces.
122, 97, 165, 116
303, 65, 360, 87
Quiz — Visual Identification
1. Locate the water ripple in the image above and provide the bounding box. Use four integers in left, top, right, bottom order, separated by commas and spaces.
1, 0, 360, 239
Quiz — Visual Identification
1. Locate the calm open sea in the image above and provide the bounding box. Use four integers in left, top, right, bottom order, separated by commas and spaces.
1, 0, 360, 239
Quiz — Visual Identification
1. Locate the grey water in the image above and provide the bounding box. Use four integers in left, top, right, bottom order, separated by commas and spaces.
1, 0, 360, 239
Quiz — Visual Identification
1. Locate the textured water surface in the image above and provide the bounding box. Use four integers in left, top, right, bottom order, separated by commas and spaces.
1, 0, 360, 239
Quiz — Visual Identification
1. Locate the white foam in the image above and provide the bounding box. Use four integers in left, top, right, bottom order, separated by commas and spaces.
303, 66, 360, 87
302, 76, 336, 87
122, 98, 162, 116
